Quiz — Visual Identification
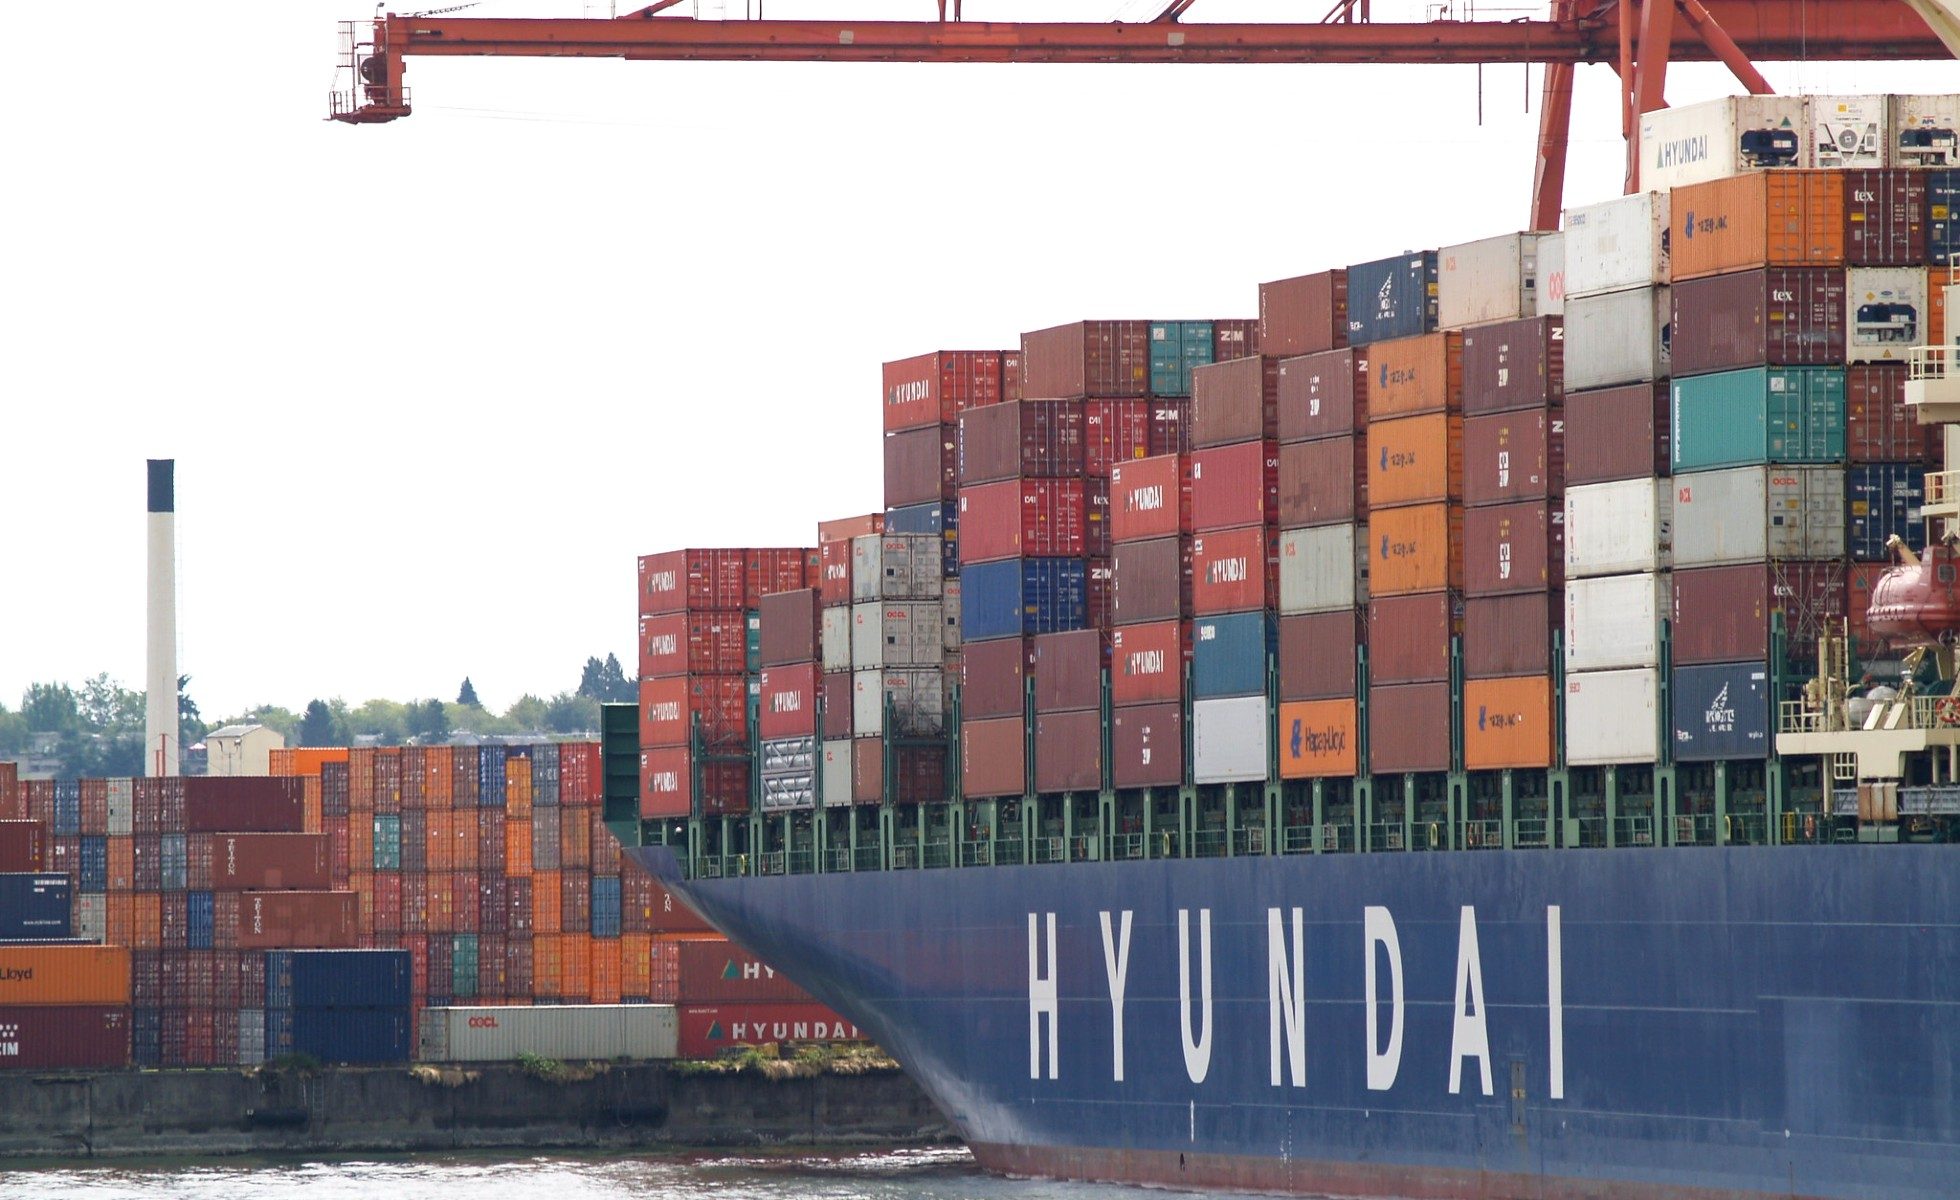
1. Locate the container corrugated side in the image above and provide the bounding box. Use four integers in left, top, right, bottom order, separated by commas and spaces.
419, 1004, 678, 1062
1279, 525, 1364, 615
1277, 700, 1359, 778
1564, 479, 1672, 578
1671, 662, 1772, 761
1192, 696, 1268, 784
1565, 573, 1669, 671
0, 944, 130, 1005
1438, 232, 1543, 330
1638, 95, 1812, 191
1562, 288, 1670, 390
1560, 191, 1669, 299
1565, 668, 1661, 765
1671, 466, 1846, 566
1462, 676, 1554, 770
0, 1005, 130, 1070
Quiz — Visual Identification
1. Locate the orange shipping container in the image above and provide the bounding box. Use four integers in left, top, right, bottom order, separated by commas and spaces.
1277, 699, 1360, 779
1670, 170, 1847, 281
591, 938, 623, 1005
506, 757, 533, 818
302, 777, 323, 834
1366, 331, 1462, 419
506, 823, 533, 878
429, 874, 454, 935
1367, 412, 1463, 509
534, 869, 563, 934
0, 945, 132, 1005
1369, 503, 1464, 596
105, 893, 135, 948
428, 811, 453, 873
275, 748, 352, 778
269, 749, 295, 777
1462, 676, 1554, 770
348, 748, 377, 810
425, 747, 453, 807
621, 933, 653, 999
534, 934, 563, 997
133, 892, 162, 949
107, 836, 134, 892
454, 815, 478, 872
561, 934, 593, 1001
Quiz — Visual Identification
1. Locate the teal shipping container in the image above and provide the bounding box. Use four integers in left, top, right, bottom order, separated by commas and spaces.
1149, 321, 1215, 397
452, 934, 478, 999
745, 611, 762, 673
373, 814, 401, 871
1670, 367, 1846, 471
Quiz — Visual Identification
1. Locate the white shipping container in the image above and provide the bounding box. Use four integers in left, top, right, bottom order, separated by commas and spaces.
1560, 192, 1669, 300
940, 577, 962, 651
1847, 267, 1928, 364
761, 772, 816, 811
1565, 479, 1673, 578
1563, 287, 1670, 390
1890, 93, 1960, 168
1193, 696, 1268, 784
852, 668, 947, 737
418, 1004, 680, 1063
1565, 669, 1660, 766
1638, 95, 1811, 191
821, 740, 852, 807
1279, 524, 1368, 615
238, 1008, 265, 1067
820, 606, 852, 672
850, 600, 945, 669
760, 736, 816, 777
1438, 232, 1545, 328
75, 893, 106, 943
1812, 94, 1891, 169
1564, 573, 1669, 672
1672, 466, 1845, 567
850, 534, 943, 602
1535, 232, 1566, 318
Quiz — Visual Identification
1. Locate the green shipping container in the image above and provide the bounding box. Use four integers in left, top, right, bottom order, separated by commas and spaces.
744, 611, 762, 673
1149, 320, 1214, 397
373, 814, 401, 871
1670, 367, 1846, 471
452, 934, 478, 999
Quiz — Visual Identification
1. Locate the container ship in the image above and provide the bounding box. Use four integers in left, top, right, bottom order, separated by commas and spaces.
618, 94, 1960, 1199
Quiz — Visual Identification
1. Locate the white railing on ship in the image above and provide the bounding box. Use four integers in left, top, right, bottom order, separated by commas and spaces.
1926, 469, 1960, 508
1781, 695, 1960, 735
1909, 343, 1954, 381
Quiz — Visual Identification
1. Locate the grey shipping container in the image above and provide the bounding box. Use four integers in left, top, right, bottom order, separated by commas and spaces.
849, 600, 945, 669
1672, 466, 1846, 567
852, 668, 948, 738
851, 534, 944, 602
1562, 287, 1670, 391
418, 1004, 679, 1063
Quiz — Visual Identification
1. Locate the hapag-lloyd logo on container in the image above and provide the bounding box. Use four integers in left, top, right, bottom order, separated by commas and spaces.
0, 967, 33, 983
1380, 534, 1420, 560
1477, 706, 1526, 732
1289, 721, 1347, 758
1379, 360, 1419, 391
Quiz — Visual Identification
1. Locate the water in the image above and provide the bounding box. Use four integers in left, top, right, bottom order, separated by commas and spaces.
0, 1148, 1222, 1200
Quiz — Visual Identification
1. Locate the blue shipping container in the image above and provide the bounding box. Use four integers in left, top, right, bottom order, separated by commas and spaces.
1345, 252, 1439, 347
1192, 612, 1276, 699
79, 836, 107, 894
133, 1007, 162, 1067
1930, 169, 1960, 267
286, 1007, 412, 1064
267, 949, 413, 1011
960, 557, 1088, 641
1847, 463, 1926, 561
479, 747, 507, 806
593, 875, 623, 939
373, 815, 401, 871
53, 783, 80, 837
0, 873, 72, 939
187, 891, 215, 950
1671, 661, 1772, 762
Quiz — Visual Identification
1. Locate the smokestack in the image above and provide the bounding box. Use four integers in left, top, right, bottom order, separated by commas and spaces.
146, 459, 179, 777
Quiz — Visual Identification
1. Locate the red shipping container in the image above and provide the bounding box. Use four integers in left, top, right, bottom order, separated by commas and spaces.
1844, 169, 1928, 266
1463, 593, 1557, 680
1109, 620, 1189, 706
237, 891, 359, 950
1190, 527, 1280, 615
1461, 316, 1564, 416
1112, 536, 1193, 623
677, 939, 813, 1003
959, 399, 1087, 483
0, 1006, 130, 1070
883, 349, 1006, 432
1369, 682, 1452, 775
639, 548, 746, 617
1462, 410, 1564, 507
1463, 500, 1564, 596
1670, 268, 1847, 375
962, 717, 1028, 799
1036, 710, 1104, 793
961, 637, 1033, 719
822, 672, 852, 738
1279, 610, 1363, 701
1368, 592, 1458, 685
677, 1002, 863, 1059
1032, 629, 1104, 713
1110, 704, 1184, 789
759, 589, 821, 668
1846, 364, 1926, 463
80, 780, 106, 836
0, 821, 44, 872
745, 549, 810, 607
1085, 478, 1112, 560
1671, 561, 1847, 666
1192, 356, 1279, 448
641, 747, 750, 819
1109, 454, 1190, 543
1278, 436, 1367, 528
640, 611, 747, 679
759, 664, 819, 740
1021, 320, 1151, 399
818, 513, 883, 544
1277, 349, 1367, 442
959, 478, 1086, 562
644, 876, 714, 934
639, 675, 748, 749
884, 424, 957, 507
851, 741, 947, 805
182, 778, 305, 833
817, 539, 853, 605
1085, 398, 1185, 476
1562, 383, 1670, 485
212, 833, 331, 891
1189, 440, 1280, 532
1259, 270, 1349, 357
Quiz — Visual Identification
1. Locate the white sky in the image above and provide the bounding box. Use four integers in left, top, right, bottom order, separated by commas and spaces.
2, 0, 1953, 719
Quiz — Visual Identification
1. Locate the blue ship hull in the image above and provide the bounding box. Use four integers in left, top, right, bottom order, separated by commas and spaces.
633, 845, 1960, 1199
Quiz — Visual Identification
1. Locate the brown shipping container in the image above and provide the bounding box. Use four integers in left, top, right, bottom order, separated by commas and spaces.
962, 717, 1028, 799
1278, 349, 1368, 442
1367, 592, 1457, 685
1463, 593, 1557, 680
1021, 320, 1151, 399
639, 548, 746, 616
1670, 170, 1847, 280
0, 1006, 130, 1070
759, 588, 821, 667
1368, 413, 1462, 510
818, 540, 853, 605
1463, 500, 1564, 596
1279, 437, 1366, 528
1461, 316, 1563, 416
1033, 629, 1103, 713
677, 938, 814, 1004
1036, 710, 1104, 793
759, 664, 819, 740
1369, 504, 1463, 597
1563, 384, 1671, 484
1844, 169, 1928, 266
1369, 683, 1452, 775
1260, 270, 1349, 357
959, 399, 1087, 484
962, 637, 1032, 719
1190, 527, 1281, 615
1463, 676, 1554, 770
1279, 610, 1362, 700
0, 945, 131, 1005
184, 778, 305, 833
822, 671, 852, 738
1190, 440, 1280, 532
817, 513, 884, 544
1112, 537, 1192, 623
237, 891, 359, 950
642, 876, 715, 934
882, 350, 1006, 433
1367, 332, 1462, 419
1110, 704, 1185, 789
1192, 356, 1280, 448
1670, 268, 1846, 374
1847, 364, 1927, 462
1110, 621, 1189, 706
1462, 410, 1564, 507
213, 833, 330, 891
883, 424, 956, 507
0, 821, 44, 872
959, 478, 1086, 562
1671, 561, 1847, 666
1110, 454, 1190, 542
640, 611, 746, 679
1278, 700, 1359, 778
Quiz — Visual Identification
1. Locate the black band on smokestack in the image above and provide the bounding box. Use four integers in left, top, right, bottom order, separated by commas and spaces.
147, 459, 174, 514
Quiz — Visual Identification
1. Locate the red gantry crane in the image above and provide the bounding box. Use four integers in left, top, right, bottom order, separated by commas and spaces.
330, 1, 1960, 227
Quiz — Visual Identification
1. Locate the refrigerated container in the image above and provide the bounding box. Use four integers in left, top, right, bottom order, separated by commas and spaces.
1637, 95, 1811, 191
418, 1003, 679, 1063
1565, 573, 1669, 671
1564, 479, 1673, 577
1846, 267, 1928, 363
1192, 696, 1269, 783
1279, 524, 1364, 615
850, 533, 944, 601
1565, 668, 1661, 765
1438, 233, 1546, 329
1811, 95, 1891, 170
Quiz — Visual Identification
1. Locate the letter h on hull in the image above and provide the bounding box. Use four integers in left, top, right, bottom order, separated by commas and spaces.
1029, 912, 1059, 1079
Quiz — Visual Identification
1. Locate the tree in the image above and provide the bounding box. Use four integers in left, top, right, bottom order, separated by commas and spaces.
457, 677, 481, 708
299, 700, 339, 747
505, 693, 550, 732
404, 699, 451, 744
178, 675, 208, 746
20, 683, 80, 734
577, 653, 636, 703
544, 691, 601, 734
79, 673, 144, 737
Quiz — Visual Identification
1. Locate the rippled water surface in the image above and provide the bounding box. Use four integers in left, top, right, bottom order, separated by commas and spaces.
0, 1147, 1229, 1200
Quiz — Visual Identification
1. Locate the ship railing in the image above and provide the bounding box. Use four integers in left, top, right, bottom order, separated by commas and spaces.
891, 843, 919, 870
786, 849, 815, 874
1675, 814, 1716, 845
1778, 701, 1833, 734
757, 850, 787, 876
1571, 816, 1608, 847
1282, 824, 1315, 854
1233, 826, 1266, 856
1780, 811, 1829, 844
1032, 835, 1068, 864
852, 845, 883, 872
824, 845, 853, 872
1321, 822, 1352, 853
696, 855, 726, 879
1909, 342, 1953, 381
1832, 789, 1859, 817
960, 840, 994, 867
1514, 817, 1551, 848
1614, 814, 1655, 846
1899, 785, 1960, 814
1464, 818, 1504, 849
1191, 829, 1229, 858
1108, 832, 1146, 861
1367, 822, 1404, 852
1724, 814, 1767, 845
1068, 835, 1101, 862
923, 838, 953, 868
1151, 830, 1181, 859
996, 835, 1025, 863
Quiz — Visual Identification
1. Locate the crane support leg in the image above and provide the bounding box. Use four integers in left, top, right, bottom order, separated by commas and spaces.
1627, 0, 1679, 192
1677, 0, 1774, 94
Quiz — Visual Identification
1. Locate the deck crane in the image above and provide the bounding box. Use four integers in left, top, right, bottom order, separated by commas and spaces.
330, 1, 1960, 228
